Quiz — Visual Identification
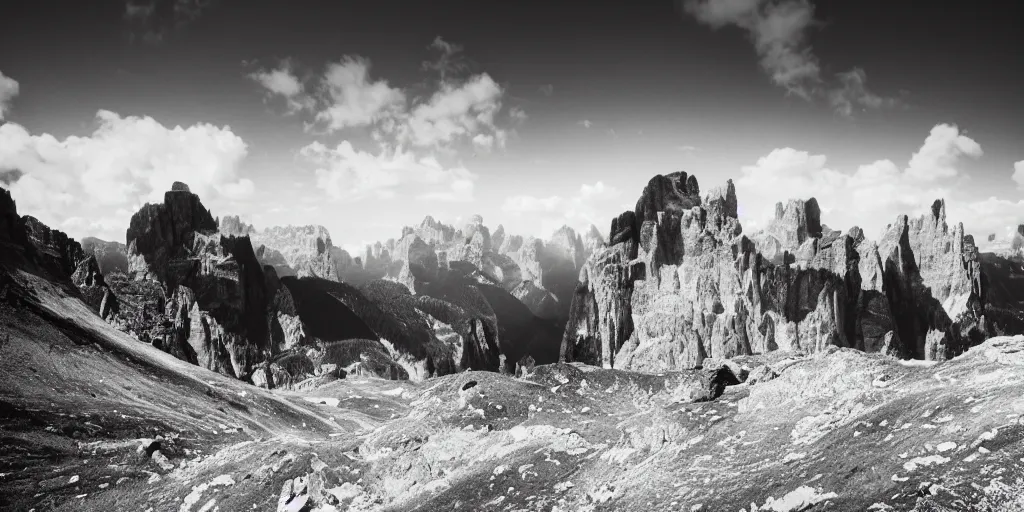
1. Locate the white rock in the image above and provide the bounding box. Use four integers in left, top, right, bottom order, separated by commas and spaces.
903, 455, 950, 472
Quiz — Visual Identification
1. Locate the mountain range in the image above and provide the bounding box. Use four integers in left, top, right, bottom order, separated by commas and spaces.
2, 172, 1024, 510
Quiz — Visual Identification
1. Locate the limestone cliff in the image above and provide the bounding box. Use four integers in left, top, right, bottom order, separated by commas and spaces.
125, 182, 271, 378
561, 172, 993, 371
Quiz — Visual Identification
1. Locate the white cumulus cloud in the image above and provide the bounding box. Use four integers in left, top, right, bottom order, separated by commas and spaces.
399, 73, 505, 148
1013, 160, 1024, 190
0, 110, 252, 242
247, 60, 313, 113
905, 124, 984, 181
301, 140, 475, 203
735, 123, 981, 240
257, 39, 520, 206
314, 57, 406, 132
503, 181, 622, 238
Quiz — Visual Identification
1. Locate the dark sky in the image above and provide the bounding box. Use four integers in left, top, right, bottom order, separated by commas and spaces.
1, 0, 1022, 246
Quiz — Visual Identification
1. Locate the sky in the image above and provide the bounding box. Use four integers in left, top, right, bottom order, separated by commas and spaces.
1, 0, 1022, 253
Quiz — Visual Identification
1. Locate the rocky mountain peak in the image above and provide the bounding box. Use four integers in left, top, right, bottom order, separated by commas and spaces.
930, 198, 947, 224
634, 171, 702, 223
563, 172, 993, 372
250, 224, 339, 280
219, 215, 256, 236
409, 215, 456, 248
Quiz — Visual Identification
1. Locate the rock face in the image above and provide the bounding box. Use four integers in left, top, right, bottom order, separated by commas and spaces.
340, 215, 600, 325
561, 172, 995, 371
23, 216, 86, 278
218, 215, 255, 236
80, 237, 129, 275
582, 224, 606, 255
0, 187, 89, 292
124, 186, 271, 378
875, 200, 987, 360
339, 214, 583, 370
111, 185, 419, 385
250, 225, 339, 281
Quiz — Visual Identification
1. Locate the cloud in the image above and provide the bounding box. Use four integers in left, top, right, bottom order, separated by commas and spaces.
1013, 160, 1024, 190
314, 57, 406, 132
0, 70, 19, 120
265, 38, 518, 205
579, 120, 593, 129
422, 36, 473, 83
502, 181, 622, 237
734, 123, 980, 239
508, 106, 527, 125
947, 196, 1024, 250
123, 0, 215, 44
399, 73, 505, 148
301, 141, 475, 203
472, 133, 495, 151
829, 68, 899, 117
905, 124, 983, 182
682, 0, 896, 116
291, 50, 511, 151
503, 195, 563, 214
247, 60, 313, 113
0, 110, 252, 242
683, 0, 819, 98
539, 84, 554, 97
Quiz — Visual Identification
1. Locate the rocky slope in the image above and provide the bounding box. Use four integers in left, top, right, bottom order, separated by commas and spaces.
562, 172, 997, 372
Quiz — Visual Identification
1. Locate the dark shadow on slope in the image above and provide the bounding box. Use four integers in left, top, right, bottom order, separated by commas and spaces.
473, 282, 562, 367
279, 276, 378, 342
418, 270, 502, 372
979, 252, 1024, 335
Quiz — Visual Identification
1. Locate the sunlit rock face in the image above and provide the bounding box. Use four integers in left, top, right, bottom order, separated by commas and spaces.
250, 224, 339, 281
561, 172, 995, 371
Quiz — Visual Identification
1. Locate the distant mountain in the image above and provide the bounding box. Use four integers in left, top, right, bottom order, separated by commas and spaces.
341, 214, 605, 324
250, 224, 339, 281
80, 236, 129, 275
4, 176, 1024, 512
